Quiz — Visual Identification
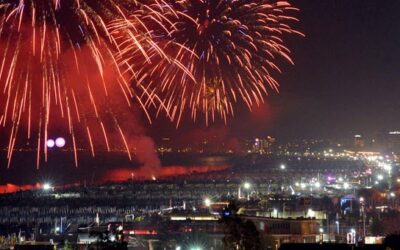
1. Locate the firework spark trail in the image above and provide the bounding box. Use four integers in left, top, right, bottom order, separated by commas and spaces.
108, 1, 197, 120
0, 0, 172, 168
110, 0, 303, 125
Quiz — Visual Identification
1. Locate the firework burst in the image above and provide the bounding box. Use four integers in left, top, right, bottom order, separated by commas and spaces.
0, 0, 168, 168
111, 0, 303, 125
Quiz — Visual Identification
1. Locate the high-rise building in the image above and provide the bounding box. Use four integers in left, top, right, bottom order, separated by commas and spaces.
253, 136, 276, 154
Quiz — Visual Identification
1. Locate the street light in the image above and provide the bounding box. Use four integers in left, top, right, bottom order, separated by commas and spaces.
319, 228, 324, 243
273, 208, 278, 218
238, 182, 251, 200
204, 198, 211, 207
307, 208, 316, 218
335, 221, 340, 235
280, 164, 286, 170
350, 228, 356, 244
43, 183, 52, 191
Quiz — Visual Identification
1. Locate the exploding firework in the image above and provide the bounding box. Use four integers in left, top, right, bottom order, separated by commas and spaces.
0, 0, 170, 168
108, 1, 196, 123
111, 0, 303, 124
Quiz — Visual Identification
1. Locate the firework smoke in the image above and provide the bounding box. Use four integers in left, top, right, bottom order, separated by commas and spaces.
0, 0, 167, 168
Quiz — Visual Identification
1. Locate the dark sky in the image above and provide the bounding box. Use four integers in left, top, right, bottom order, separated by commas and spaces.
150, 0, 400, 142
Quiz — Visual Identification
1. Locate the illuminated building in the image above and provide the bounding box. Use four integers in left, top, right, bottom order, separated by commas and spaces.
353, 135, 365, 148
253, 136, 276, 154
244, 216, 322, 245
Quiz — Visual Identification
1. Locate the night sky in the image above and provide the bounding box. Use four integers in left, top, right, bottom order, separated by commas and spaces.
150, 0, 400, 142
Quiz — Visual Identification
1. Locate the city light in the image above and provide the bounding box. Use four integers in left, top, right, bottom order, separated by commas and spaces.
204, 198, 211, 207
335, 220, 340, 234
349, 228, 356, 244
382, 163, 392, 172
390, 192, 396, 198
377, 174, 384, 181
307, 209, 316, 218
280, 164, 286, 170
43, 183, 52, 191
243, 182, 251, 189
327, 176, 335, 182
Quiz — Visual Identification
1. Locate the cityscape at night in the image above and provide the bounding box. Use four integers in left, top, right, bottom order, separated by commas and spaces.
1, 0, 400, 250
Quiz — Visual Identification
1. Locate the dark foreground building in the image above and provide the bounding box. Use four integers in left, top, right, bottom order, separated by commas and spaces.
280, 243, 386, 250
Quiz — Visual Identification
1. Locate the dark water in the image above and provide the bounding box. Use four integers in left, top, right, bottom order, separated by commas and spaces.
0, 150, 364, 185
0, 150, 235, 185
